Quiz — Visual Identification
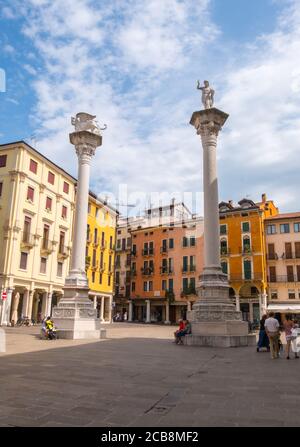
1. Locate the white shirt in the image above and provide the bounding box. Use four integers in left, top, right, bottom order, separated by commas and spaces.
265, 317, 279, 332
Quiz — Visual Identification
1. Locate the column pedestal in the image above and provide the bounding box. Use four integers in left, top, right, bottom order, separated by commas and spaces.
186, 108, 255, 348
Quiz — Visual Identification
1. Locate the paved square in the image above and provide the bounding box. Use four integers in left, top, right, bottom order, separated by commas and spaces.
0, 324, 299, 427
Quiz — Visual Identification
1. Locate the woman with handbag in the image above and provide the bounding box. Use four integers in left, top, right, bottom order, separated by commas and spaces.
283, 314, 299, 360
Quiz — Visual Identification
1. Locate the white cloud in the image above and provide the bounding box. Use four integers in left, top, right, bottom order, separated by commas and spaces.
3, 44, 15, 54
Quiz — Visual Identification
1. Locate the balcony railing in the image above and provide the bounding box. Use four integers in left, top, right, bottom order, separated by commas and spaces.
93, 237, 100, 246
21, 232, 35, 247
41, 238, 53, 253
131, 250, 137, 257
267, 253, 278, 260
160, 267, 174, 275
220, 248, 230, 256
181, 287, 197, 296
229, 273, 263, 281
99, 263, 106, 272
160, 246, 168, 254
141, 267, 154, 276
58, 245, 69, 258
282, 252, 300, 260
100, 241, 107, 250
91, 261, 99, 270
131, 270, 137, 277
182, 265, 196, 273
142, 249, 154, 256
239, 246, 253, 255
267, 275, 300, 283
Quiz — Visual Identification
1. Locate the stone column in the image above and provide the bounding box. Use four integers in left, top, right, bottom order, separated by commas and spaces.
93, 296, 97, 309
235, 295, 240, 312
27, 291, 34, 320
146, 300, 151, 323
52, 113, 104, 339
41, 292, 47, 319
100, 296, 105, 322
46, 292, 53, 317
11, 292, 20, 324
249, 301, 254, 323
187, 301, 192, 311
22, 290, 29, 317
188, 106, 255, 347
164, 301, 170, 324
128, 300, 133, 322
108, 296, 112, 323
1, 288, 13, 326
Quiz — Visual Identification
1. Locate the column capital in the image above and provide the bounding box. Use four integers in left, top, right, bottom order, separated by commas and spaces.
69, 130, 102, 164
190, 108, 229, 139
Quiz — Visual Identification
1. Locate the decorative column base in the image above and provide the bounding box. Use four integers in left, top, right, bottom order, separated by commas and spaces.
52, 272, 101, 340
186, 267, 256, 347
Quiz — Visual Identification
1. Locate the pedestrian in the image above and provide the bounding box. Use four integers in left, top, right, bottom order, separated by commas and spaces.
175, 319, 192, 345
283, 314, 299, 360
174, 319, 185, 343
123, 311, 127, 322
265, 312, 280, 359
257, 314, 270, 352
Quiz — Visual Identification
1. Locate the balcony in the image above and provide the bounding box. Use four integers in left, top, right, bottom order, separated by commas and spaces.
160, 267, 174, 275
180, 287, 197, 296
41, 238, 53, 255
21, 232, 35, 249
91, 261, 99, 271
141, 267, 154, 276
100, 241, 107, 250
142, 249, 154, 256
131, 270, 137, 277
239, 246, 253, 255
267, 253, 278, 260
182, 265, 196, 273
131, 250, 137, 258
58, 245, 70, 259
229, 273, 263, 282
282, 252, 300, 260
268, 275, 300, 283
220, 247, 230, 256
160, 246, 168, 254
99, 263, 106, 272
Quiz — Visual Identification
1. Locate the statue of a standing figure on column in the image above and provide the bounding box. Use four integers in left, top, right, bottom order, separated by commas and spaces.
197, 80, 215, 109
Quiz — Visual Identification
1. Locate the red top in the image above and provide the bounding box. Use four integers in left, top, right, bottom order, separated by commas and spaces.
179, 321, 185, 331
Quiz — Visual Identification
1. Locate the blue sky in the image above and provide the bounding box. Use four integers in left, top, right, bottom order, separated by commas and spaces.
0, 0, 299, 215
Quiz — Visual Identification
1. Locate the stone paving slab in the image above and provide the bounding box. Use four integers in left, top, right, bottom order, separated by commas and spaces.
0, 324, 299, 427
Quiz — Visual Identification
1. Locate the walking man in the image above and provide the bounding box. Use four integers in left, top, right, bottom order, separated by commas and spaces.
265, 312, 280, 359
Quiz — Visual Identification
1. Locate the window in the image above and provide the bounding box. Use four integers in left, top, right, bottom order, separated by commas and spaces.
109, 255, 112, 271
132, 282, 136, 292
95, 207, 98, 218
0, 182, 2, 197
190, 277, 196, 292
267, 224, 276, 235
27, 186, 34, 202
244, 260, 252, 280
270, 290, 278, 300
60, 205, 67, 219
182, 236, 188, 247
220, 239, 228, 255
220, 224, 227, 235
110, 236, 113, 249
190, 236, 196, 246
183, 256, 188, 272
0, 154, 7, 167
94, 228, 98, 244
40, 257, 47, 274
285, 242, 293, 259
169, 238, 174, 249
46, 197, 52, 211
162, 280, 167, 291
99, 273, 103, 284
280, 223, 290, 234
168, 278, 174, 291
29, 159, 37, 174
20, 252, 28, 270
57, 262, 63, 277
149, 281, 153, 291
221, 261, 228, 275
243, 237, 251, 253
294, 223, 300, 233
59, 231, 65, 254
143, 281, 147, 292
92, 272, 95, 283
242, 222, 250, 233
63, 181, 69, 194
23, 216, 31, 241
182, 277, 189, 292
48, 171, 55, 185
269, 266, 276, 282
100, 252, 104, 268
287, 265, 294, 282
88, 203, 91, 214
268, 243, 276, 260
288, 290, 296, 300
297, 266, 300, 282
42, 225, 50, 249
295, 242, 300, 259
92, 249, 97, 267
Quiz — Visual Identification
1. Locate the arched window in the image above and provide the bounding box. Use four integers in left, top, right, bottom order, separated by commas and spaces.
243, 236, 251, 253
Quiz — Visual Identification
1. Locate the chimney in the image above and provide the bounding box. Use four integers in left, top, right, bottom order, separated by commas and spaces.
262, 193, 267, 203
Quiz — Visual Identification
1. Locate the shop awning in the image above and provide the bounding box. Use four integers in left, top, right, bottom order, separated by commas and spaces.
267, 303, 300, 313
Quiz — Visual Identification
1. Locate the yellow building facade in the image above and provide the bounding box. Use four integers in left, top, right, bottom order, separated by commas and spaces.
0, 141, 117, 326
86, 193, 117, 323
219, 194, 278, 324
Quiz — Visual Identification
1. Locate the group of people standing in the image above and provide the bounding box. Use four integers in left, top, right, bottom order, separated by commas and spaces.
257, 312, 299, 360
